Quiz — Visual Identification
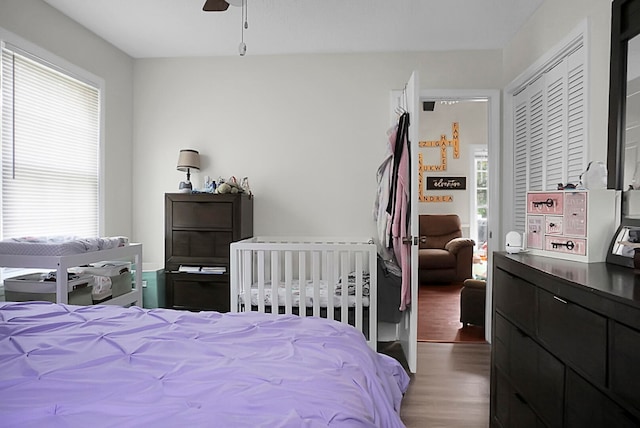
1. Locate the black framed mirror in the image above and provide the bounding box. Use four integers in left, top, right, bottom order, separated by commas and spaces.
607, 0, 640, 216
607, 0, 640, 267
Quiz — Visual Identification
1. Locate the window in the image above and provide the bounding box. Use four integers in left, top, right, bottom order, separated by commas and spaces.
473, 149, 488, 248
475, 151, 488, 222
1, 42, 100, 239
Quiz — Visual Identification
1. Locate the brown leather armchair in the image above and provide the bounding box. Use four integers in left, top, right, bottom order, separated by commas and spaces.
418, 214, 475, 284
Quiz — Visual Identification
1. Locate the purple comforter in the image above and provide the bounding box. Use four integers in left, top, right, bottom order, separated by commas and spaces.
0, 302, 409, 427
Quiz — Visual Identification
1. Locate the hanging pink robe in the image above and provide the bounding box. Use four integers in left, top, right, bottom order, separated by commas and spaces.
391, 128, 411, 310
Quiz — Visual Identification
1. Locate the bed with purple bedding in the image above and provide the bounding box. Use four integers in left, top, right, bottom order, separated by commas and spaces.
0, 301, 409, 427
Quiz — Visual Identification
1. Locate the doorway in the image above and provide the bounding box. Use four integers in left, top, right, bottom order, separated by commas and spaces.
417, 90, 500, 343
470, 145, 488, 281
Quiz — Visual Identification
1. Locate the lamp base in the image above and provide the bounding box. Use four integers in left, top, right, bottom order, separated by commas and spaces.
178, 181, 192, 193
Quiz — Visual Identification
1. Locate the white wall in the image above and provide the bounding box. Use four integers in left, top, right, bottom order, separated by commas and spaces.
133, 52, 503, 265
0, 0, 135, 237
417, 101, 488, 230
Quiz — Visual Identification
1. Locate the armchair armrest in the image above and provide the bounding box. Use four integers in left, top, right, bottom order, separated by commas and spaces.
445, 238, 475, 255
463, 279, 486, 290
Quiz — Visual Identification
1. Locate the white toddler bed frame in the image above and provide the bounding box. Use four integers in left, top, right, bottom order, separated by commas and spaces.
230, 237, 377, 349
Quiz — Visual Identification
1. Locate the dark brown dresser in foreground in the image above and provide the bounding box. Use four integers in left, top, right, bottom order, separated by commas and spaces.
491, 252, 640, 427
165, 193, 253, 312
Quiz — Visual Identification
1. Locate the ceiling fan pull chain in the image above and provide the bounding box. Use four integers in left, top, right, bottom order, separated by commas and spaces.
244, 0, 249, 29
238, 0, 247, 56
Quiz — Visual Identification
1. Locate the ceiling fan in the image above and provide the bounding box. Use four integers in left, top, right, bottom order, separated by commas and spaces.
202, 0, 249, 55
202, 0, 243, 12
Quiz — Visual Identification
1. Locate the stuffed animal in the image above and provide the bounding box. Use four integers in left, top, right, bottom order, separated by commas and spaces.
215, 176, 251, 195
216, 182, 232, 194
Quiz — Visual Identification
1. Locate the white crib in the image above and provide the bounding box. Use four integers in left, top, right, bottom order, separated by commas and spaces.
230, 237, 377, 349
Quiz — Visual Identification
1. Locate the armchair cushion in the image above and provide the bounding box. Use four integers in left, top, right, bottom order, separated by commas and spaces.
418, 214, 475, 284
419, 214, 462, 249
419, 248, 457, 269
445, 238, 475, 255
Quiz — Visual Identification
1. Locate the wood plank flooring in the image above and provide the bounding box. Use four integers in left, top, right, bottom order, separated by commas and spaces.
418, 284, 486, 343
400, 342, 491, 427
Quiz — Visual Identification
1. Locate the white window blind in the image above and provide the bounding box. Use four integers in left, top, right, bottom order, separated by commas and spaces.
511, 41, 587, 234
1, 45, 100, 239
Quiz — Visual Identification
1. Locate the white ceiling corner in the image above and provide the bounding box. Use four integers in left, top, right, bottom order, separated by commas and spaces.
42, 0, 544, 58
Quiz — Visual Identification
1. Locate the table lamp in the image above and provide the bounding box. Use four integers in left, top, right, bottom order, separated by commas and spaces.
176, 149, 200, 192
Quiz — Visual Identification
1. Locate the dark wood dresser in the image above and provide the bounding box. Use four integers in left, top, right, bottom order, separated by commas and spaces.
164, 193, 253, 312
492, 252, 640, 427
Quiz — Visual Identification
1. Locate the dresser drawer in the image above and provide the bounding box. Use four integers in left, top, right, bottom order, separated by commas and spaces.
563, 192, 587, 237
167, 273, 230, 312
509, 319, 564, 427
544, 235, 587, 256
526, 216, 544, 249
172, 200, 234, 229
494, 268, 536, 334
527, 192, 564, 214
545, 215, 563, 235
171, 230, 233, 259
566, 369, 639, 428
537, 289, 607, 385
493, 313, 510, 373
611, 322, 640, 415
493, 369, 545, 428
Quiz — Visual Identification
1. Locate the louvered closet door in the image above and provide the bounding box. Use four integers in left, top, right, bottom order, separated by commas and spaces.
513, 88, 531, 232
511, 43, 587, 234
543, 45, 587, 189
566, 45, 587, 184
545, 60, 567, 189
528, 79, 546, 191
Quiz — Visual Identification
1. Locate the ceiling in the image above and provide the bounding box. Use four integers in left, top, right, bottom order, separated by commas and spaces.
42, 0, 544, 58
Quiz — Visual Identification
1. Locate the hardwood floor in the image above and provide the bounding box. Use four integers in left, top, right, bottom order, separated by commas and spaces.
399, 342, 491, 427
418, 283, 486, 343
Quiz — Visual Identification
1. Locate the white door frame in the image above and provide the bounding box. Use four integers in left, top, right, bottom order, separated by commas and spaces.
419, 89, 500, 342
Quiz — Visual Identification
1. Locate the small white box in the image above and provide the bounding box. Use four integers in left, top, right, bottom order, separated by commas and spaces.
525, 189, 620, 262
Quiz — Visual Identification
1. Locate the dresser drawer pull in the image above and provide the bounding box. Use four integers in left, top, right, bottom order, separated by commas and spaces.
553, 295, 568, 304
532, 198, 555, 208
551, 240, 575, 250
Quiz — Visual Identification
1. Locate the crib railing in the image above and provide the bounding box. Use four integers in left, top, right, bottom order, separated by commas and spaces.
230, 236, 377, 349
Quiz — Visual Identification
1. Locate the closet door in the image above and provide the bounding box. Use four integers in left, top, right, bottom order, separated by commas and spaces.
511, 42, 587, 235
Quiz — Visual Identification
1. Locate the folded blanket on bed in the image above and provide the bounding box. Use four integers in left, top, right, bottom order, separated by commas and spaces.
336, 272, 371, 296
0, 236, 129, 256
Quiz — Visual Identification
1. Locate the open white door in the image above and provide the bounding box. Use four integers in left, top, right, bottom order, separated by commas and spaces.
396, 71, 419, 373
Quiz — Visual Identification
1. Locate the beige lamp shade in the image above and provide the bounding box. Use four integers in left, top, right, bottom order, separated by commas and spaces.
177, 149, 200, 172
176, 149, 200, 192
